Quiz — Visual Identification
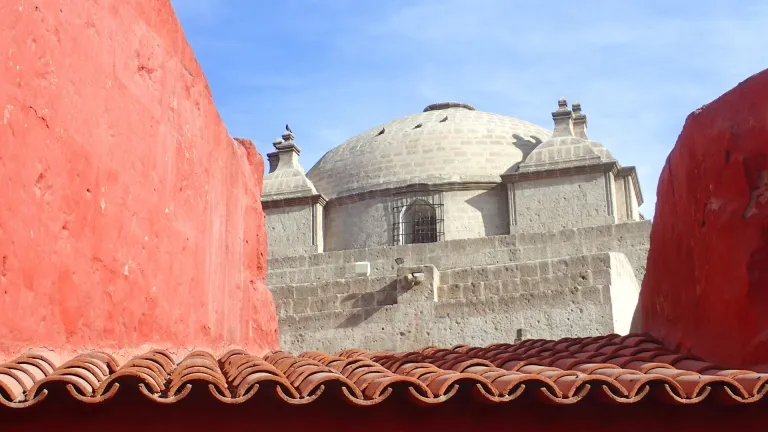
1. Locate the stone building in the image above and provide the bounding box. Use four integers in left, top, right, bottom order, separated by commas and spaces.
263, 100, 651, 354
6, 2, 768, 429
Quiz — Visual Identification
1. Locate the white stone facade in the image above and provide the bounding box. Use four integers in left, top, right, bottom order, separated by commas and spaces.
261, 99, 649, 353
262, 100, 643, 257
269, 222, 650, 353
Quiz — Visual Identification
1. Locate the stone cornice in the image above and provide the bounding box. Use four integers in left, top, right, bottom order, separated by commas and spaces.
262, 193, 327, 210
326, 181, 501, 207
501, 161, 618, 183
616, 166, 644, 206
501, 162, 644, 206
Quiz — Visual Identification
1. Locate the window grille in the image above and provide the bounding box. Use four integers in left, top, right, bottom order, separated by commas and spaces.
392, 191, 444, 245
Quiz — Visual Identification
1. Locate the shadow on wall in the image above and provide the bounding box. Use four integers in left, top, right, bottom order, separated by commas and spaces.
327, 199, 396, 251
505, 134, 543, 173
336, 279, 398, 328
465, 186, 510, 237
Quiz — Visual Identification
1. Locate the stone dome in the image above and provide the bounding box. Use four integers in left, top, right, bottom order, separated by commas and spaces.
306, 103, 552, 200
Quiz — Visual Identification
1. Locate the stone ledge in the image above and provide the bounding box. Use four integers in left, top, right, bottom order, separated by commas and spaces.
434, 285, 606, 319
438, 253, 611, 286
276, 287, 398, 316
279, 306, 400, 332
267, 221, 651, 271
266, 222, 652, 286
277, 253, 640, 353
271, 277, 397, 300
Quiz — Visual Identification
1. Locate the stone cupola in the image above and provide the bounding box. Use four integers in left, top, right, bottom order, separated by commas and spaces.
263, 126, 320, 200
516, 99, 615, 172
261, 125, 326, 257
502, 98, 643, 234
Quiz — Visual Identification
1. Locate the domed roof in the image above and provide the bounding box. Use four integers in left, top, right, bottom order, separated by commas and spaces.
306, 102, 551, 200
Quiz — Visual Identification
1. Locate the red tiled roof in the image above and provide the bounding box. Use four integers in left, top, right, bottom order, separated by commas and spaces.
1, 333, 767, 408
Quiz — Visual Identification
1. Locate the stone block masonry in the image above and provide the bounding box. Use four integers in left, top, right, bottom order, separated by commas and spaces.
265, 204, 318, 257
270, 221, 649, 353
268, 220, 651, 287
275, 252, 641, 354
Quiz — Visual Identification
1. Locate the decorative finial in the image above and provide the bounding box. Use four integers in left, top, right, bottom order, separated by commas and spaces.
268, 126, 301, 173
571, 101, 588, 139
551, 98, 574, 138
571, 101, 582, 115
277, 123, 295, 142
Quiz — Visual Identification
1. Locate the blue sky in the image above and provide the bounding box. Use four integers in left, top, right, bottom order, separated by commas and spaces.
170, 0, 767, 216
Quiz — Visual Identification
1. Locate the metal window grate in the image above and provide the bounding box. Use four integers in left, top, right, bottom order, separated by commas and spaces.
392, 191, 444, 245
412, 209, 437, 243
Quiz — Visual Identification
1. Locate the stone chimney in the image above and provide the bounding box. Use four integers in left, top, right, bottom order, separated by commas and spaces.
267, 130, 302, 174
551, 98, 574, 138
572, 101, 588, 139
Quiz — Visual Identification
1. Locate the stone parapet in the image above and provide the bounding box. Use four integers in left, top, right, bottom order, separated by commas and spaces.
436, 253, 612, 301
267, 221, 651, 288
276, 252, 640, 354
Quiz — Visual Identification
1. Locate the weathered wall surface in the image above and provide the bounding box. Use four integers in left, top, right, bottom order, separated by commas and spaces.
265, 205, 316, 258
275, 253, 639, 353
641, 69, 768, 370
325, 196, 392, 251
269, 221, 651, 287
511, 173, 615, 233
443, 187, 509, 240
0, 0, 278, 358
322, 187, 510, 252
615, 177, 629, 222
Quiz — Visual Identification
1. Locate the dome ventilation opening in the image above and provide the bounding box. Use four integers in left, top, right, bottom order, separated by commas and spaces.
423, 102, 475, 112
440, 115, 448, 123
413, 123, 423, 129
375, 128, 386, 137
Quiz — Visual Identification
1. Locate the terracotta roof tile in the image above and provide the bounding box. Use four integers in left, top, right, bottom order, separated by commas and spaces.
1, 333, 767, 408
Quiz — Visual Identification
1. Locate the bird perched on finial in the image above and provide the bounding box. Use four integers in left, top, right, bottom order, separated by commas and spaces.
285, 124, 293, 133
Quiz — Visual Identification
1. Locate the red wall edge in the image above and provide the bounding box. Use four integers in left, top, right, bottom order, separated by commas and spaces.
0, 0, 279, 358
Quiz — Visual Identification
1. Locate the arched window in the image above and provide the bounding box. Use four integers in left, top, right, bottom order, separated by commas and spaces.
402, 201, 437, 244
392, 192, 444, 246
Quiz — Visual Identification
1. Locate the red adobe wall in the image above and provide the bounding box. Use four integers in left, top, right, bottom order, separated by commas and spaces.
641, 68, 768, 369
0, 0, 278, 358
